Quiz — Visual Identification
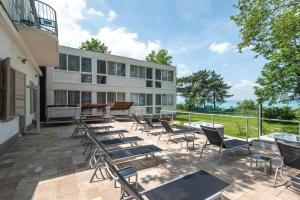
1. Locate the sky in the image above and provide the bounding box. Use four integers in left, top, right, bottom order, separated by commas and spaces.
44, 0, 267, 101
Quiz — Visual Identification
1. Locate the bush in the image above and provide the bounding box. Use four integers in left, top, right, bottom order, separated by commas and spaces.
263, 107, 296, 120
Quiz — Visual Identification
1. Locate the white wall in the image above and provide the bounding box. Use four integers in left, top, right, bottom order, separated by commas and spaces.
0, 8, 40, 145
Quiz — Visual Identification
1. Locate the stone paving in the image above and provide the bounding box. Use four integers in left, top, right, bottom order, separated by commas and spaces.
0, 121, 299, 200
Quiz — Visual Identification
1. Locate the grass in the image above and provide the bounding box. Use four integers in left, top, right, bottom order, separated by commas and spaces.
174, 112, 299, 139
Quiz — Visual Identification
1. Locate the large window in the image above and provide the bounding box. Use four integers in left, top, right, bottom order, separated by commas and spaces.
155, 107, 161, 114
167, 94, 174, 105
138, 66, 145, 78
97, 75, 107, 84
146, 80, 153, 87
162, 70, 168, 81
68, 91, 80, 106
155, 81, 161, 88
108, 61, 117, 75
117, 92, 126, 102
168, 71, 174, 82
81, 57, 91, 72
130, 65, 138, 78
68, 55, 80, 71
155, 94, 161, 106
81, 91, 91, 104
155, 69, 161, 80
107, 92, 116, 104
81, 74, 92, 83
54, 90, 67, 105
117, 63, 126, 76
146, 107, 153, 114
146, 94, 153, 106
146, 68, 152, 79
97, 92, 106, 104
138, 93, 146, 106
130, 93, 138, 105
57, 53, 67, 70
162, 94, 168, 106
97, 60, 106, 74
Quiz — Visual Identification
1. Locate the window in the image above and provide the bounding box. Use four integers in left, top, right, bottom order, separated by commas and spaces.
81, 91, 91, 104
130, 65, 138, 78
68, 55, 80, 71
167, 94, 174, 105
139, 66, 145, 78
108, 61, 116, 75
117, 92, 126, 102
107, 92, 116, 104
81, 57, 91, 72
30, 87, 37, 114
117, 63, 126, 76
146, 107, 153, 114
146, 94, 153, 106
162, 94, 168, 105
97, 60, 106, 74
130, 93, 138, 105
68, 91, 80, 106
155, 94, 161, 105
162, 70, 168, 81
97, 75, 107, 84
155, 81, 161, 88
97, 92, 106, 104
54, 90, 67, 105
146, 80, 153, 87
57, 53, 67, 70
155, 107, 161, 114
9, 69, 15, 116
168, 71, 174, 82
155, 69, 161, 80
146, 68, 152, 79
81, 74, 92, 83
138, 93, 146, 106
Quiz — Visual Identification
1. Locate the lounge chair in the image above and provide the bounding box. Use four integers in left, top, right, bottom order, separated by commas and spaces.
110, 102, 134, 119
273, 140, 300, 189
84, 124, 162, 182
160, 120, 197, 150
142, 117, 162, 135
102, 156, 231, 200
200, 126, 251, 165
131, 114, 147, 131
72, 119, 113, 137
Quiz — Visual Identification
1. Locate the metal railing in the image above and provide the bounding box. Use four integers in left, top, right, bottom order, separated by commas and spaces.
160, 110, 300, 141
0, 0, 57, 35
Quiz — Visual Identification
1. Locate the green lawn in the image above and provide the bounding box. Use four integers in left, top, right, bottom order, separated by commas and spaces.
174, 112, 299, 139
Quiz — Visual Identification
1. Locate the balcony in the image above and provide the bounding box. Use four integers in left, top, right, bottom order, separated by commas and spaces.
1, 0, 59, 67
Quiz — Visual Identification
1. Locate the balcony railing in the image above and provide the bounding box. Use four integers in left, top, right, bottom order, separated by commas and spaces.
1, 0, 57, 36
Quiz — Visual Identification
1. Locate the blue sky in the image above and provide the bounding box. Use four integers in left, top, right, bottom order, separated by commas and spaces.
45, 0, 266, 101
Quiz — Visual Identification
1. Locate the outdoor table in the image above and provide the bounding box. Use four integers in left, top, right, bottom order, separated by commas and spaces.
184, 121, 224, 137
250, 153, 272, 175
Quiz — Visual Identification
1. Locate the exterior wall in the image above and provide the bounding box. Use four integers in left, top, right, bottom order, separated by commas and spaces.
0, 4, 40, 145
46, 46, 177, 117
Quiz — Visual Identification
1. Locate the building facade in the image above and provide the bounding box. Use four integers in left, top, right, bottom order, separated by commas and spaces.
0, 0, 58, 154
44, 46, 176, 119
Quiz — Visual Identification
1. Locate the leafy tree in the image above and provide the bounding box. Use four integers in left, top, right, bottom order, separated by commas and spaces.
79, 38, 111, 54
177, 70, 232, 111
236, 100, 257, 111
231, 0, 300, 105
263, 107, 296, 120
146, 49, 172, 65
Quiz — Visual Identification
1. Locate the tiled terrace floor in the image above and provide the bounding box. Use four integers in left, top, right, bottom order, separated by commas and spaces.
0, 121, 299, 200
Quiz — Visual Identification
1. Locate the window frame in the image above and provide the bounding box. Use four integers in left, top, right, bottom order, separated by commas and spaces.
97, 60, 106, 74
81, 57, 92, 73
68, 55, 80, 72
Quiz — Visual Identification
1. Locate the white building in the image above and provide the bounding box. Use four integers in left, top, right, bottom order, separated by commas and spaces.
44, 46, 176, 119
0, 0, 58, 154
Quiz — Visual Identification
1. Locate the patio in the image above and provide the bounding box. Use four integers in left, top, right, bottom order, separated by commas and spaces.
0, 121, 299, 200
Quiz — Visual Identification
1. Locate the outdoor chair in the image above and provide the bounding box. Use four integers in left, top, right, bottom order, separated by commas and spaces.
72, 119, 113, 137
109, 102, 134, 117
273, 140, 300, 189
84, 124, 162, 182
142, 117, 162, 135
131, 114, 147, 131
200, 126, 251, 165
160, 120, 197, 150
102, 156, 231, 200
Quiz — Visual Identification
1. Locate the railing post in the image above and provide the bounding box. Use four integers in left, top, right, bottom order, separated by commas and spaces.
299, 122, 300, 136
246, 117, 249, 142
188, 112, 191, 125
212, 115, 215, 128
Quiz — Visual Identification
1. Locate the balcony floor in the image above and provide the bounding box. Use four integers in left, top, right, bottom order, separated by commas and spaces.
0, 121, 299, 200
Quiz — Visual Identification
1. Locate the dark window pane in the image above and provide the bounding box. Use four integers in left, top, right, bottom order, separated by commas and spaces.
155, 107, 161, 114
155, 69, 161, 80
155, 81, 161, 88
168, 71, 173, 81
68, 91, 80, 106
108, 61, 116, 75
139, 94, 145, 106
139, 66, 145, 78
162, 94, 168, 105
146, 80, 153, 87
146, 68, 152, 79
54, 90, 67, 105
97, 60, 106, 74
107, 92, 116, 104
146, 94, 153, 105
130, 93, 138, 105
81, 57, 91, 72
97, 75, 107, 84
58, 53, 67, 70
117, 93, 126, 102
117, 63, 126, 76
97, 92, 106, 104
162, 70, 168, 81
68, 55, 80, 71
146, 107, 153, 114
81, 91, 91, 104
130, 65, 138, 77
155, 94, 161, 106
81, 74, 92, 83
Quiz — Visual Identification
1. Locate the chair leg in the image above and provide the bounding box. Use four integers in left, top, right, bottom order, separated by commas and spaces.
273, 166, 280, 187
200, 141, 207, 158
218, 151, 224, 166
158, 130, 163, 141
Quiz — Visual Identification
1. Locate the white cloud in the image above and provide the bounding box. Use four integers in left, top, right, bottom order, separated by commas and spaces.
108, 10, 118, 21
88, 8, 103, 17
230, 80, 257, 100
209, 42, 232, 54
177, 64, 191, 77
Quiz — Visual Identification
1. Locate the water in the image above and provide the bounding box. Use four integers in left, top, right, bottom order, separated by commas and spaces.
218, 100, 299, 109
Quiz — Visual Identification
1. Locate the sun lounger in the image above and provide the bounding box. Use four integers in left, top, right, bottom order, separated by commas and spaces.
102, 156, 231, 200
200, 126, 251, 165
142, 117, 162, 135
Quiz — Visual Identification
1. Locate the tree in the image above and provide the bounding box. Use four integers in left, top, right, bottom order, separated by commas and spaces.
236, 100, 257, 111
146, 49, 172, 65
177, 70, 232, 111
79, 38, 111, 54
231, 0, 300, 105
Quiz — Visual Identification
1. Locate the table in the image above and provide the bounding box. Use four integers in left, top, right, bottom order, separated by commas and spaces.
184, 121, 225, 137
250, 153, 272, 175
